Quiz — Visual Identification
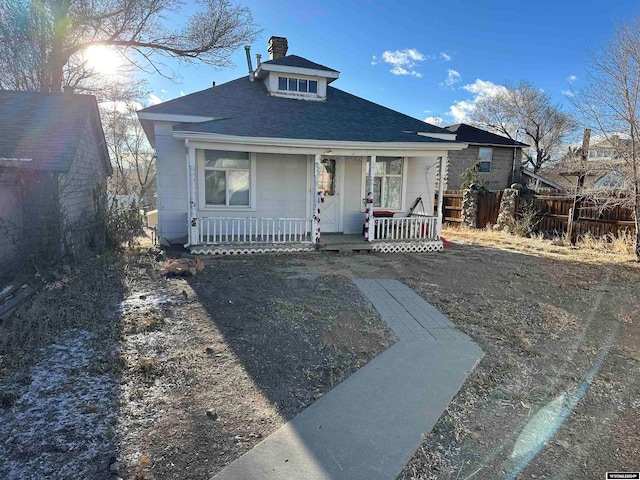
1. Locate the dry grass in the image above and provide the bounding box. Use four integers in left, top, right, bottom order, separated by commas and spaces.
441, 225, 638, 264
0, 252, 133, 373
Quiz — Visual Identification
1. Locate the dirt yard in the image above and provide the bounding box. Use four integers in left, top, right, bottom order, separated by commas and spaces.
0, 229, 639, 479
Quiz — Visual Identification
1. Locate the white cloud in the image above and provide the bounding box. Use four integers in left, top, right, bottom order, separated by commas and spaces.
425, 116, 444, 126
561, 89, 575, 97
462, 79, 505, 96
449, 100, 478, 123
149, 93, 162, 105
447, 79, 506, 123
180, 91, 185, 96
440, 52, 452, 62
441, 69, 461, 88
371, 55, 378, 66
381, 49, 425, 77
567, 75, 577, 83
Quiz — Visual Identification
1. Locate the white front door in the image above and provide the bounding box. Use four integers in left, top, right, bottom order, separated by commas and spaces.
318, 158, 343, 232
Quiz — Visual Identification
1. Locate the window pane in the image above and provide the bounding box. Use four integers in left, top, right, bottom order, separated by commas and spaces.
384, 177, 401, 209
319, 159, 335, 195
205, 150, 250, 168
386, 158, 403, 174
373, 177, 381, 208
288, 78, 298, 91
278, 77, 287, 90
299, 79, 308, 92
309, 80, 318, 93
478, 148, 492, 162
478, 161, 491, 173
205, 170, 226, 205
228, 170, 250, 205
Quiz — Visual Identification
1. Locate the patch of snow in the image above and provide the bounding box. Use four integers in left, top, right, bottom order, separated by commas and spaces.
0, 329, 119, 478
0, 285, 13, 297
119, 291, 176, 310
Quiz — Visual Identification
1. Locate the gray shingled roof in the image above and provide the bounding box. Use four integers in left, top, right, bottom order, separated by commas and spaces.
260, 55, 338, 73
445, 123, 528, 147
141, 76, 453, 143
0, 91, 110, 172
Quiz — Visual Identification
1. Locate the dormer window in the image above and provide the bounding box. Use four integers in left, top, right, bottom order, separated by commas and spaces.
278, 76, 318, 94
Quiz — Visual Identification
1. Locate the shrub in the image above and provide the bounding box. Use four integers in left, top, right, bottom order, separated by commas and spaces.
502, 199, 541, 237
104, 199, 145, 249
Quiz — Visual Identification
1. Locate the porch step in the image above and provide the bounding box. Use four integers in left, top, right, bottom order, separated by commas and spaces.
320, 243, 373, 253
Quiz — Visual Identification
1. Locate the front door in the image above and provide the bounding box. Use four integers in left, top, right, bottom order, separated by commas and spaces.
318, 158, 342, 232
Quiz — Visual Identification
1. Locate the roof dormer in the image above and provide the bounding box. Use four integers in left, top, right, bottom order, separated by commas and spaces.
254, 37, 339, 101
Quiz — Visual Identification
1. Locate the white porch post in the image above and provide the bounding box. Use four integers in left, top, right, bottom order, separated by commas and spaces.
311, 153, 321, 244
364, 155, 376, 241
436, 156, 444, 239
186, 140, 199, 246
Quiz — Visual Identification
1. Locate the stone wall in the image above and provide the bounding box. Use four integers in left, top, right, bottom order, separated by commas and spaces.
461, 188, 479, 228
494, 185, 521, 231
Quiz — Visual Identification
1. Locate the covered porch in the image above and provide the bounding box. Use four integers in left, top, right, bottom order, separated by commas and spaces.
186, 146, 449, 255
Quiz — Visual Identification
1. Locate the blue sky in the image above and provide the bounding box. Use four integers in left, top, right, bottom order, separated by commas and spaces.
146, 0, 639, 128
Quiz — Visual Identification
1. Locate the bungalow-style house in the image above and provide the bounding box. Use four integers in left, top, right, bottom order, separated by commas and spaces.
0, 90, 112, 272
443, 123, 528, 191
137, 37, 468, 255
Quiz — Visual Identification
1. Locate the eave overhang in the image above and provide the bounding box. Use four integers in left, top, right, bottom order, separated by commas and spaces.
173, 131, 468, 156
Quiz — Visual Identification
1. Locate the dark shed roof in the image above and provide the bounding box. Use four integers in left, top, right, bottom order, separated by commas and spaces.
445, 123, 528, 147
0, 91, 110, 172
141, 76, 453, 144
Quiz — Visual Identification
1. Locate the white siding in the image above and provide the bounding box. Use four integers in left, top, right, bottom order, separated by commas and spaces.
155, 122, 188, 244
405, 156, 440, 215
197, 153, 307, 219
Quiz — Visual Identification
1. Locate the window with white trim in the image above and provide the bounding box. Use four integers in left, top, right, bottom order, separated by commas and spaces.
366, 157, 403, 209
278, 76, 318, 93
478, 147, 492, 173
203, 150, 250, 206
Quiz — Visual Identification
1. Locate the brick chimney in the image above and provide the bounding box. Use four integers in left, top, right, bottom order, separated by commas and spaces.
268, 36, 288, 60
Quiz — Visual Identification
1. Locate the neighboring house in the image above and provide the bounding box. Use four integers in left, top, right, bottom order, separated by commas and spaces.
137, 36, 467, 255
527, 167, 630, 193
0, 90, 112, 272
443, 123, 528, 191
532, 135, 633, 193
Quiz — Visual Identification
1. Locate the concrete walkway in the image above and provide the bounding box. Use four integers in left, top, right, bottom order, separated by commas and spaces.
213, 279, 483, 480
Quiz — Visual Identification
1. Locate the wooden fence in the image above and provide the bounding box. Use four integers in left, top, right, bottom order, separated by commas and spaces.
434, 191, 502, 228
435, 190, 636, 237
521, 194, 636, 237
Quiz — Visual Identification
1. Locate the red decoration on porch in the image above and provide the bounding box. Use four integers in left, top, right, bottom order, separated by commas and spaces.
315, 190, 324, 243
363, 190, 374, 241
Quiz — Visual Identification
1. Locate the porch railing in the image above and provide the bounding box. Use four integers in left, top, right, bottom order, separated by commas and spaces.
372, 215, 438, 241
198, 217, 313, 244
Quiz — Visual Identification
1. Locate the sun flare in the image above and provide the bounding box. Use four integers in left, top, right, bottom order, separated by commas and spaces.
83, 45, 124, 75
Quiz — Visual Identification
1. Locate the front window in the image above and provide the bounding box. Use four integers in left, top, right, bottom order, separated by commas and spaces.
203, 150, 250, 206
367, 157, 403, 209
478, 147, 492, 173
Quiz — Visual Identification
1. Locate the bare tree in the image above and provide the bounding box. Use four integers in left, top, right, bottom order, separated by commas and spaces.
572, 20, 640, 262
470, 80, 576, 173
0, 0, 259, 92
98, 79, 156, 208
